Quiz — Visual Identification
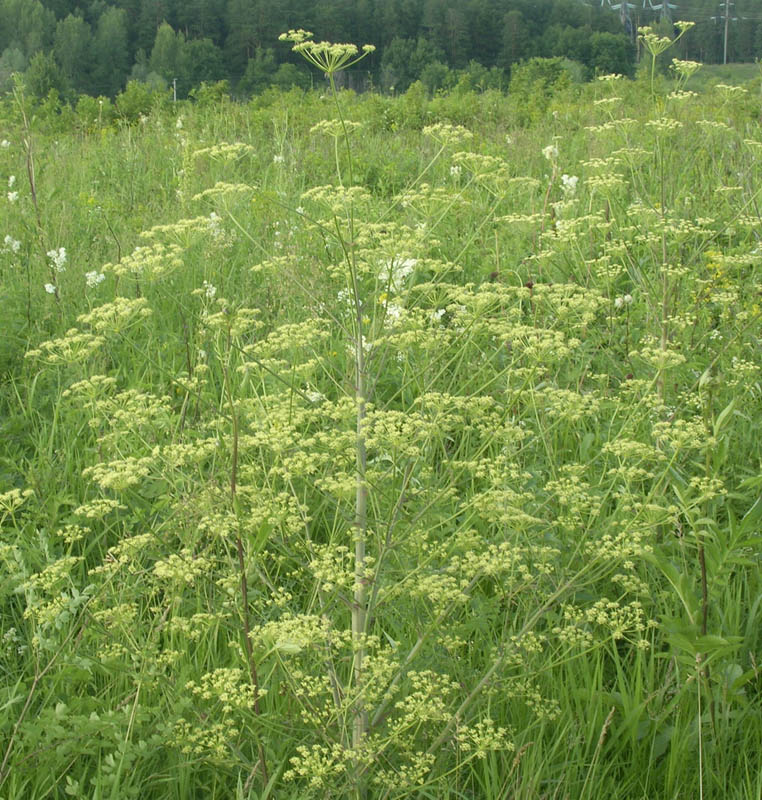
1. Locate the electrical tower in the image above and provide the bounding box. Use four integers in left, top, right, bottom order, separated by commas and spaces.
591, 0, 680, 32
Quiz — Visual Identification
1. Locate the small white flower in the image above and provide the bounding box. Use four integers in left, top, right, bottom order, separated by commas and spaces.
8, 175, 15, 188
202, 280, 217, 299
273, 154, 285, 164
614, 296, 624, 309
175, 116, 183, 129
7, 191, 18, 202
561, 174, 578, 195
208, 212, 223, 239
623, 293, 633, 305
0, 140, 9, 148
337, 288, 352, 309
430, 308, 446, 323
305, 389, 324, 403
542, 144, 558, 161
47, 247, 67, 272
3, 235, 20, 253
385, 303, 404, 323
44, 283, 56, 294
505, 135, 513, 145
85, 270, 105, 287
295, 206, 305, 215
450, 164, 461, 178
379, 257, 417, 290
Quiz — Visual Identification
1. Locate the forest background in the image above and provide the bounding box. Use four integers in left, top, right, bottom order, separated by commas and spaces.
2, 0, 762, 102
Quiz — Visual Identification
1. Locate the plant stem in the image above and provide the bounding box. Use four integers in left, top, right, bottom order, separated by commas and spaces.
221, 325, 269, 785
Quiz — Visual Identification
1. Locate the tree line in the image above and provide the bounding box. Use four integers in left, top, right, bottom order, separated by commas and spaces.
1, 0, 760, 100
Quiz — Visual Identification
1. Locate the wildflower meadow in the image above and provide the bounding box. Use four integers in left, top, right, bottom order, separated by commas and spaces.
0, 26, 761, 800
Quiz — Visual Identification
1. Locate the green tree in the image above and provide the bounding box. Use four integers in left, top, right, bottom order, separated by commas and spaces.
0, 45, 26, 92
466, 0, 503, 67
271, 62, 310, 91
175, 0, 225, 44
508, 55, 572, 121
149, 21, 189, 91
186, 38, 224, 89
0, 0, 55, 57
500, 9, 530, 71
24, 48, 66, 98
135, 0, 173, 53
381, 35, 444, 91
420, 59, 451, 93
92, 6, 130, 96
373, 0, 424, 46
224, 0, 257, 80
589, 31, 634, 76
237, 45, 275, 96
550, 24, 592, 69
53, 13, 93, 94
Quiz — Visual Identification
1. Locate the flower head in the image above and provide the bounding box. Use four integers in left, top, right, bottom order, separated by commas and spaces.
542, 144, 558, 162
280, 29, 375, 77
561, 174, 578, 195
3, 234, 20, 253
85, 270, 105, 288
47, 247, 67, 272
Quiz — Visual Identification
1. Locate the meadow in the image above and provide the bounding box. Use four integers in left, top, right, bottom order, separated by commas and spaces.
1, 30, 761, 799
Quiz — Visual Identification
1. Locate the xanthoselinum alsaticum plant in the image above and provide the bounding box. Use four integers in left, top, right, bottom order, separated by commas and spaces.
2, 26, 762, 800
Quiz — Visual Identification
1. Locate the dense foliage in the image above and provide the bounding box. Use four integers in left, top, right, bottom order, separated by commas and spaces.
1, 25, 761, 798
1, 0, 761, 99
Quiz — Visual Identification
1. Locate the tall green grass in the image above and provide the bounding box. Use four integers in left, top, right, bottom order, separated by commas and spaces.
1, 31, 761, 799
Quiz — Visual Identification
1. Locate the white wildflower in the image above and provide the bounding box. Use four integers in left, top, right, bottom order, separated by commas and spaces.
44, 283, 56, 294
385, 303, 404, 323
85, 270, 105, 288
7, 191, 18, 202
0, 140, 9, 148
3, 235, 20, 253
47, 247, 67, 272
208, 212, 223, 238
561, 174, 578, 195
273, 154, 285, 164
8, 175, 15, 188
202, 280, 217, 299
542, 144, 558, 161
379, 257, 416, 290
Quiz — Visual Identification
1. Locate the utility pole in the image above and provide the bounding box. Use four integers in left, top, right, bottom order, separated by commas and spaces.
723, 0, 733, 65
712, 1, 737, 65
